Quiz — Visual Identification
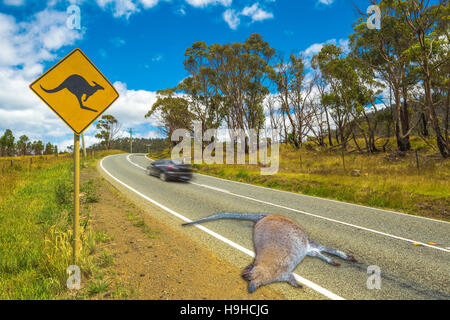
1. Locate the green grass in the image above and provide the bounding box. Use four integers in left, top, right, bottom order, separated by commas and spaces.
87, 279, 110, 296
0, 161, 82, 299
94, 231, 114, 244
96, 250, 115, 268
126, 211, 160, 239
0, 150, 123, 299
81, 179, 99, 204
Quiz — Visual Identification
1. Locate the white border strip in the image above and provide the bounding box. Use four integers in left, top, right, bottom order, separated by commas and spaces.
129, 155, 450, 253
101, 155, 345, 300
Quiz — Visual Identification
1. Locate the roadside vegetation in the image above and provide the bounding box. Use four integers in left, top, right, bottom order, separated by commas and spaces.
0, 150, 125, 299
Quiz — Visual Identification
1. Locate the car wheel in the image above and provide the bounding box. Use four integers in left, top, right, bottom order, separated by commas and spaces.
160, 172, 168, 181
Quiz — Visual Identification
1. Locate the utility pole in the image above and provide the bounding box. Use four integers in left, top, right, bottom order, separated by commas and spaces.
81, 133, 87, 158
129, 128, 133, 154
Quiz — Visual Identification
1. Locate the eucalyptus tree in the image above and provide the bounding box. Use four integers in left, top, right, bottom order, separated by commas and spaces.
31, 140, 44, 156
177, 34, 275, 147
313, 44, 377, 149
145, 89, 194, 145
181, 41, 223, 134
44, 142, 55, 155
399, 0, 449, 157
17, 135, 30, 156
241, 33, 276, 140
350, 0, 418, 152
0, 129, 15, 156
270, 53, 313, 148
95, 114, 121, 150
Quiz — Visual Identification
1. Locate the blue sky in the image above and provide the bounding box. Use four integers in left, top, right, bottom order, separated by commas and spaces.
0, 0, 371, 151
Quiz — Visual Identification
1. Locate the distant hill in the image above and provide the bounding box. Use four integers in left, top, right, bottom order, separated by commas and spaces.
90, 137, 170, 154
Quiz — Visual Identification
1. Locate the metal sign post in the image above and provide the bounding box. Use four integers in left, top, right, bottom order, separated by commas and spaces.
73, 134, 80, 264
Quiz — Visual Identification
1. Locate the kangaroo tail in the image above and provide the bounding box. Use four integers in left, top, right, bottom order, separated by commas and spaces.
182, 212, 269, 227
40, 84, 65, 93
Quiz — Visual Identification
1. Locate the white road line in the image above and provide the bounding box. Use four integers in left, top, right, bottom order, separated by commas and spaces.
100, 155, 345, 300
127, 154, 147, 170
137, 153, 449, 225
127, 154, 450, 254
191, 183, 231, 194
196, 174, 450, 225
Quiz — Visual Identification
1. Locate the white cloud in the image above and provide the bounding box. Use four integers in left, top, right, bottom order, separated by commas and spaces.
241, 3, 273, 22
140, 0, 160, 9
96, 0, 140, 19
94, 0, 171, 18
176, 7, 187, 15
302, 38, 350, 60
317, 0, 334, 5
222, 2, 274, 30
110, 36, 126, 47
185, 0, 232, 8
109, 81, 160, 129
223, 9, 240, 30
0, 10, 82, 69
152, 54, 164, 62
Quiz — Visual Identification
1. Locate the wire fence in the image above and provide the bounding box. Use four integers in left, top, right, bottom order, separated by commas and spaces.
0, 151, 98, 174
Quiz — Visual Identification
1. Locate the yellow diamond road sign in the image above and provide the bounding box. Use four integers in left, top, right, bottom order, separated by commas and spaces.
30, 48, 119, 135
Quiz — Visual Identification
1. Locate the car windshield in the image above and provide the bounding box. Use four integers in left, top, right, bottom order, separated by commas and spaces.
171, 160, 183, 166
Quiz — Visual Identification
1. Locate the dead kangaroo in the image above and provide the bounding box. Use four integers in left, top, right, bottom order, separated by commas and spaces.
40, 74, 104, 112
183, 213, 357, 293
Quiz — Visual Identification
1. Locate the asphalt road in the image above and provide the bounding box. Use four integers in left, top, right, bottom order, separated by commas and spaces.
99, 153, 450, 300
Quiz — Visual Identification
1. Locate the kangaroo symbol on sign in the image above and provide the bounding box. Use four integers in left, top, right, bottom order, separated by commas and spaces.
40, 74, 104, 112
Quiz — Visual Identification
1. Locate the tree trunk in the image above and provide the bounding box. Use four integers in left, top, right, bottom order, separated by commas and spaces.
395, 88, 411, 152
424, 77, 449, 158
324, 105, 333, 146
444, 87, 449, 146
419, 43, 449, 158
420, 112, 429, 137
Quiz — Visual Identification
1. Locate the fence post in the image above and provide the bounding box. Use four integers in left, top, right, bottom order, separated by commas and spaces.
341, 148, 346, 173
415, 150, 420, 174
10, 159, 13, 167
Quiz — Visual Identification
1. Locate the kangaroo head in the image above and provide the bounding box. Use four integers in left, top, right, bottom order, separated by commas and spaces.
92, 81, 104, 91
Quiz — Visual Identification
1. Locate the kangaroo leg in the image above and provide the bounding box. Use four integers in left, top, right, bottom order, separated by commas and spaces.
287, 273, 302, 289
307, 249, 340, 266
77, 95, 98, 112
241, 264, 254, 281
320, 245, 357, 262
310, 240, 357, 262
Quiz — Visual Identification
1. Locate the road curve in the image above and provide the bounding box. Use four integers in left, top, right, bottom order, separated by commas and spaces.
99, 153, 450, 300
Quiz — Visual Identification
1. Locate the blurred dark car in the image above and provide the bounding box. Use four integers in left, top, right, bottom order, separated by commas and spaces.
146, 159, 193, 182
